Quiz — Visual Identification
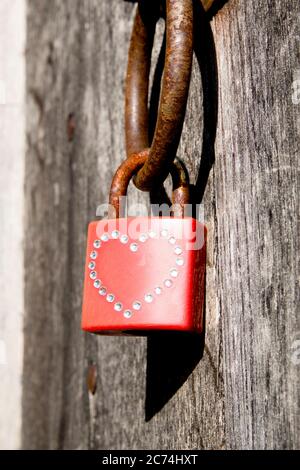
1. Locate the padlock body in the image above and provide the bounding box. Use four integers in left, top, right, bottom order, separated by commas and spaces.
81, 217, 206, 335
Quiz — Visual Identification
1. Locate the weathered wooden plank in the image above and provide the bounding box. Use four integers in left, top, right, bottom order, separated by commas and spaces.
210, 0, 300, 449
23, 0, 299, 449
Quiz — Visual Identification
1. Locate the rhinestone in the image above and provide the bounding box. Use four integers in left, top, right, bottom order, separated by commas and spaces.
149, 231, 156, 239
176, 258, 184, 266
160, 229, 168, 237
168, 236, 176, 245
90, 251, 97, 260
133, 301, 142, 311
99, 287, 107, 296
155, 287, 162, 295
145, 294, 154, 303
101, 233, 109, 242
120, 234, 129, 244
93, 239, 101, 249
106, 294, 115, 303
88, 261, 96, 270
93, 279, 101, 289
174, 246, 182, 255
164, 279, 173, 288
130, 243, 138, 253
124, 310, 133, 319
170, 269, 178, 278
139, 233, 148, 243
111, 230, 120, 239
114, 302, 123, 312
90, 271, 97, 280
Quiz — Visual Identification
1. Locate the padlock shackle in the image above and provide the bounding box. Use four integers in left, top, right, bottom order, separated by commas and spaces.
109, 149, 189, 219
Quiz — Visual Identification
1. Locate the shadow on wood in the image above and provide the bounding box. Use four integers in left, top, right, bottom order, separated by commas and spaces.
145, 331, 205, 421
191, 0, 219, 206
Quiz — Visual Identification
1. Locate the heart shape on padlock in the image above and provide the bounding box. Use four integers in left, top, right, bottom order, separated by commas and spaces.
87, 226, 185, 319
82, 217, 205, 334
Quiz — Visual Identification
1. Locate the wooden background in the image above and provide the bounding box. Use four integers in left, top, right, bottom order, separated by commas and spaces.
23, 0, 300, 449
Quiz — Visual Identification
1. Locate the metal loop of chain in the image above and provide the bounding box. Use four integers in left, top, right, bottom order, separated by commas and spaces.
109, 0, 214, 214
125, 0, 194, 191
109, 150, 189, 219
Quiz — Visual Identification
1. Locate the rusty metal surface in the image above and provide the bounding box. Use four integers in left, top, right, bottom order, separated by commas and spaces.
125, 0, 215, 13
109, 149, 150, 218
87, 364, 97, 395
109, 149, 189, 218
170, 158, 190, 217
125, 0, 194, 191
202, 0, 216, 10
125, 1, 160, 157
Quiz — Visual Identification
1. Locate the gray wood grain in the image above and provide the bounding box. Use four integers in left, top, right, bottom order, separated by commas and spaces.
23, 0, 300, 449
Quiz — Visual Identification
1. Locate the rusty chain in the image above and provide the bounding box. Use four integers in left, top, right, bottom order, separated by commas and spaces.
110, 0, 213, 211
109, 150, 189, 218
125, 0, 194, 191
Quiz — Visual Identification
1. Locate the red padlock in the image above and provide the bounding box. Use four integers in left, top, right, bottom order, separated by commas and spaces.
81, 154, 206, 335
